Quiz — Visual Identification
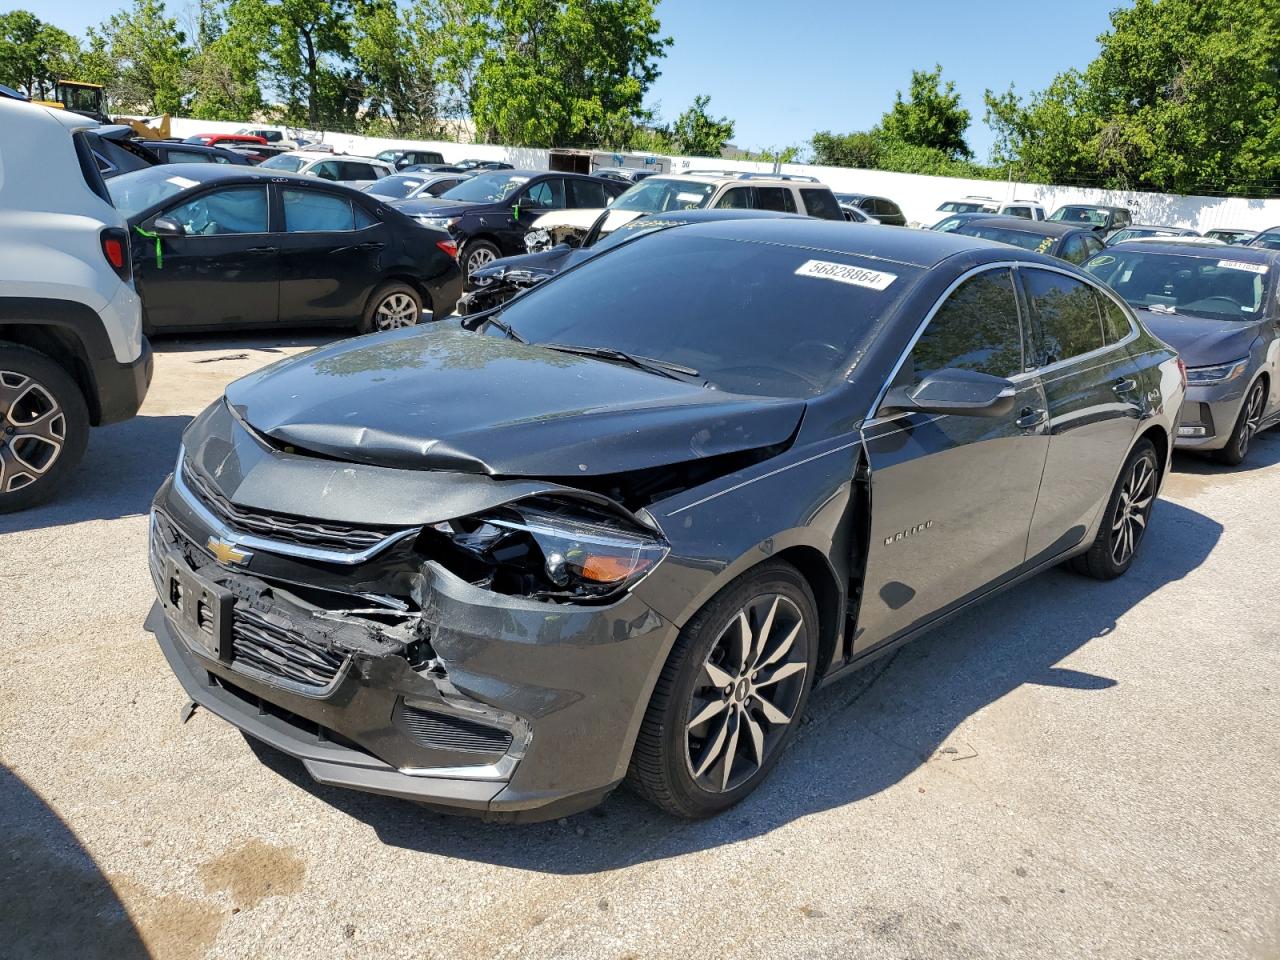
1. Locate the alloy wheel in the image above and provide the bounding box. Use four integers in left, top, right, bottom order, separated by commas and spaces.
1237, 381, 1266, 458
1110, 454, 1156, 566
373, 292, 420, 330
465, 246, 497, 277
0, 371, 65, 494
685, 594, 809, 793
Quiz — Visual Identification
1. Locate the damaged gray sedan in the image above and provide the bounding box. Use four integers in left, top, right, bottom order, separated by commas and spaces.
148, 220, 1184, 820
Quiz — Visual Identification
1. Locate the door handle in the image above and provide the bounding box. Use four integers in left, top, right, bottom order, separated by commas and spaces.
1016, 407, 1048, 430
1113, 377, 1138, 393
246, 246, 278, 254
358, 241, 386, 251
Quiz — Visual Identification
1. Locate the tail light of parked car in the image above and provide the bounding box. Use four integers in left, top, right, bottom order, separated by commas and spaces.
1176, 358, 1187, 390
436, 239, 459, 259
100, 227, 132, 284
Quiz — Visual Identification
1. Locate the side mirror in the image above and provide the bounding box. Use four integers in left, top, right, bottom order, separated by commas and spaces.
151, 216, 185, 238
883, 368, 1016, 418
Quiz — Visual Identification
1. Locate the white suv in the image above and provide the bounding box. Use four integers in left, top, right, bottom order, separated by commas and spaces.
0, 99, 152, 511
256, 151, 392, 187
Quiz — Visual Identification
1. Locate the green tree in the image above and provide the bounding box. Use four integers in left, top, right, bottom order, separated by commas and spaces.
0, 10, 81, 99
351, 0, 445, 136
187, 0, 265, 120
668, 94, 734, 157
810, 130, 883, 169
880, 64, 972, 159
86, 0, 189, 114
985, 0, 1280, 195
466, 0, 670, 147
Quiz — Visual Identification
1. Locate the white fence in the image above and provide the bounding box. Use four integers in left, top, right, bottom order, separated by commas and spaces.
166, 116, 1280, 233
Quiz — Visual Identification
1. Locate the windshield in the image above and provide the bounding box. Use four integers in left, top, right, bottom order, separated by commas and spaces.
1084, 250, 1270, 321
259, 154, 306, 172
439, 172, 528, 202
106, 166, 202, 218
375, 150, 399, 162
611, 178, 716, 213
955, 224, 1053, 253
1050, 206, 1109, 226
938, 201, 991, 213
492, 230, 919, 398
182, 135, 212, 145
367, 175, 423, 199
1109, 227, 1176, 244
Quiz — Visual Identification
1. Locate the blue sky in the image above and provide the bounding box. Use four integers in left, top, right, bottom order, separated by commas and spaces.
22, 0, 1127, 158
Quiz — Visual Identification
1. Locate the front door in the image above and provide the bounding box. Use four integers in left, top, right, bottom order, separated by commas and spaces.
275, 186, 390, 324
1021, 267, 1144, 561
135, 184, 277, 330
854, 266, 1051, 654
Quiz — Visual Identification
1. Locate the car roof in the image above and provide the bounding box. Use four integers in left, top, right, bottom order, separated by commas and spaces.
667, 217, 1029, 269
1112, 239, 1280, 262
1121, 224, 1195, 232
961, 216, 1081, 237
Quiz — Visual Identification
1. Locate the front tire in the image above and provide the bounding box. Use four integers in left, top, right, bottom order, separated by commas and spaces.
1069, 437, 1158, 580
0, 345, 89, 514
1214, 378, 1266, 466
358, 282, 423, 334
627, 561, 819, 819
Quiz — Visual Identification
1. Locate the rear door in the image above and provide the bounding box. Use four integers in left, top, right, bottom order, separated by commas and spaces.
856, 266, 1050, 653
135, 184, 277, 329
275, 185, 390, 324
567, 177, 610, 210
1021, 266, 1144, 561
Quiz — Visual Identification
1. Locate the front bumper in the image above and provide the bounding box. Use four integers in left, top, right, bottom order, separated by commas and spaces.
147, 472, 678, 821
1174, 380, 1250, 450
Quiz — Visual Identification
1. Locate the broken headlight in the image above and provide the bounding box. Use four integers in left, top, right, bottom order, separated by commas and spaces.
429, 499, 668, 602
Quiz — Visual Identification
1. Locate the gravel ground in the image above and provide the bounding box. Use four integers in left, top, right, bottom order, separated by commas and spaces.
2, 333, 1278, 960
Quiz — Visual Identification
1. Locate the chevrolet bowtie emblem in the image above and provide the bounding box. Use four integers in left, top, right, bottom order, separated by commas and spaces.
207, 537, 252, 566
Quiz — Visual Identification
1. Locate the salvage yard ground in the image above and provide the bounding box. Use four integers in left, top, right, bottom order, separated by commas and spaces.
2, 334, 1278, 960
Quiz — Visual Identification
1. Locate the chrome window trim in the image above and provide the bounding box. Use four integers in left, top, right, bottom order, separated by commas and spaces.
173, 456, 419, 565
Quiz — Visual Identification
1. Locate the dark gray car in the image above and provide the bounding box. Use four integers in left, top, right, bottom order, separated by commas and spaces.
1084, 240, 1280, 463
146, 221, 1183, 821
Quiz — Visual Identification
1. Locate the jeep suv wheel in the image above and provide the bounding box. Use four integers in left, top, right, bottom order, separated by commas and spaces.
0, 345, 89, 513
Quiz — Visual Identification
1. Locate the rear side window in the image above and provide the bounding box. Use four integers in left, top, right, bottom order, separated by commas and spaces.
283, 189, 355, 231
876, 199, 903, 218
800, 188, 841, 220
754, 186, 796, 213
1023, 268, 1106, 363
907, 268, 1024, 385
342, 163, 377, 180
1005, 206, 1031, 219
568, 178, 608, 207
1060, 235, 1091, 265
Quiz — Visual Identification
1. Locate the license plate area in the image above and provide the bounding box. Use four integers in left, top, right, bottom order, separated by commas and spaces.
163, 556, 234, 661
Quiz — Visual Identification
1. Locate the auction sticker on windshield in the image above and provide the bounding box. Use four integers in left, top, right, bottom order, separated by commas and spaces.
795, 259, 897, 290
1218, 260, 1268, 274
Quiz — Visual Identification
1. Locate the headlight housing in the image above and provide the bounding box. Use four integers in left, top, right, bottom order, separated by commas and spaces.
414, 216, 459, 232
1185, 357, 1249, 385
428, 498, 668, 603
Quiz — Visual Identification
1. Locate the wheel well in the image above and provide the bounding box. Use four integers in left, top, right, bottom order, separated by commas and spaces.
1137, 423, 1169, 477
0, 325, 98, 423
381, 274, 433, 315
773, 546, 843, 679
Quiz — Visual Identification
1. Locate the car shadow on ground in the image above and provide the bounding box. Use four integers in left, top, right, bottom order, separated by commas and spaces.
0, 414, 191, 535
1169, 428, 1280, 477
247, 497, 1223, 874
146, 329, 339, 354
1, 766, 149, 959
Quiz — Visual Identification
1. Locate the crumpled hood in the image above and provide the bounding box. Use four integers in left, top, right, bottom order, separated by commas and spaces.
1135, 309, 1261, 367
471, 246, 586, 284
225, 327, 805, 477
393, 197, 482, 219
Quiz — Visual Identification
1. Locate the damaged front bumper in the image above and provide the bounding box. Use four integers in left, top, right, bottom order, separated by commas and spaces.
147, 460, 679, 821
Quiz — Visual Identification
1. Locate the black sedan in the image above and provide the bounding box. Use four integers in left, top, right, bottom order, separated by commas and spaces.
396, 170, 627, 278
950, 216, 1107, 264
835, 193, 907, 226
105, 165, 462, 334
147, 220, 1183, 821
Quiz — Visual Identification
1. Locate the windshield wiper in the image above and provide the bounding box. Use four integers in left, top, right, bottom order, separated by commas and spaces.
461, 306, 526, 342
542, 343, 700, 381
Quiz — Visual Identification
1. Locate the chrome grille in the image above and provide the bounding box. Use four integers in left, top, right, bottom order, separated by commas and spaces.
231, 604, 345, 689
183, 461, 403, 552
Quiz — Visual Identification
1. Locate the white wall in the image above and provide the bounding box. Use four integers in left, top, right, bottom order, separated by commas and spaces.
163, 116, 1280, 232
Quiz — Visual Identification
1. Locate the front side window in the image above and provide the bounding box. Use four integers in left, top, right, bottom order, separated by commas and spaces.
906, 268, 1024, 386
163, 186, 269, 235
282, 189, 355, 232
522, 178, 566, 209
1023, 268, 1106, 363
1060, 235, 1090, 265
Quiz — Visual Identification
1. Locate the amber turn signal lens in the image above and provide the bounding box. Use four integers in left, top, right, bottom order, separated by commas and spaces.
579, 554, 654, 584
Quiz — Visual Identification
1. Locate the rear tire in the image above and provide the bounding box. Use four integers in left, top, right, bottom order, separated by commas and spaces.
1213, 378, 1266, 466
358, 282, 423, 334
627, 561, 818, 819
462, 240, 501, 280
0, 344, 89, 514
1069, 437, 1158, 580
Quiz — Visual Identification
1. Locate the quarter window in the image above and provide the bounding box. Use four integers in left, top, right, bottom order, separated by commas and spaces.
163, 186, 268, 235
282, 189, 356, 231
1023, 268, 1106, 363
906, 268, 1024, 386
